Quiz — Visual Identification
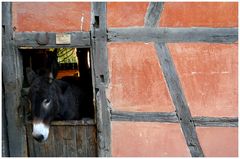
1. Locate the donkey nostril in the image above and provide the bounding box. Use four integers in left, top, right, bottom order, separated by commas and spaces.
33, 134, 44, 142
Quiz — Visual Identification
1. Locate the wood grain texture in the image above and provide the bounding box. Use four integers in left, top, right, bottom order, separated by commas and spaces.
111, 111, 178, 123
25, 119, 95, 126
108, 27, 238, 43
95, 89, 111, 156
26, 123, 97, 157
144, 2, 164, 27
91, 2, 111, 157
91, 2, 109, 86
155, 43, 204, 157
111, 111, 238, 127
14, 32, 91, 49
193, 117, 238, 127
2, 2, 28, 157
2, 90, 9, 157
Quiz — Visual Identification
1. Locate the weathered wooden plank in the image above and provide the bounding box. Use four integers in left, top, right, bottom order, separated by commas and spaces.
86, 126, 97, 156
95, 88, 111, 157
155, 43, 204, 157
111, 111, 238, 127
193, 117, 238, 127
53, 126, 65, 157
2, 2, 28, 157
26, 123, 97, 157
91, 2, 109, 86
93, 37, 109, 86
76, 126, 87, 156
32, 137, 46, 157
26, 124, 35, 156
75, 126, 97, 157
63, 126, 78, 157
25, 119, 95, 126
91, 2, 111, 157
30, 124, 60, 157
111, 111, 179, 123
2, 90, 9, 157
52, 120, 95, 126
43, 126, 56, 157
14, 31, 91, 49
26, 124, 57, 157
108, 27, 238, 43
144, 2, 164, 27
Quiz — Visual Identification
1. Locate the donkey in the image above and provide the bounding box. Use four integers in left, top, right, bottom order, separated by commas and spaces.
26, 68, 85, 142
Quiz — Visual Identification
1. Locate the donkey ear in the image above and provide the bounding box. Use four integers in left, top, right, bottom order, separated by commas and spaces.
26, 67, 37, 85
48, 72, 54, 83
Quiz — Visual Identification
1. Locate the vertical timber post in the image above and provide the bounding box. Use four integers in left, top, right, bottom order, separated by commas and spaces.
2, 2, 28, 157
91, 2, 111, 157
2, 86, 9, 156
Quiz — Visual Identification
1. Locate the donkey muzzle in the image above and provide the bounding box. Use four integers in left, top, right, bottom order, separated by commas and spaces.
32, 121, 50, 142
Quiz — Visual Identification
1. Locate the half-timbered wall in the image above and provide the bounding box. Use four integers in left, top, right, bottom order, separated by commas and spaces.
2, 2, 238, 157
107, 2, 238, 157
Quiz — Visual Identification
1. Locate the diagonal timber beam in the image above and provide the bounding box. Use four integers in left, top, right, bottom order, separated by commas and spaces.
155, 43, 204, 157
144, 2, 164, 27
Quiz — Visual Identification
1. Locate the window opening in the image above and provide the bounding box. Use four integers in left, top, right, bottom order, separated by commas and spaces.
21, 48, 94, 122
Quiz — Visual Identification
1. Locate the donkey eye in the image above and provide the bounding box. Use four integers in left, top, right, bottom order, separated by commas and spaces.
42, 99, 51, 109
45, 99, 50, 103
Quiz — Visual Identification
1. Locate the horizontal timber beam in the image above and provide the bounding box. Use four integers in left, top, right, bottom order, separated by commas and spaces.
111, 111, 238, 127
111, 111, 179, 123
107, 27, 238, 43
193, 117, 238, 127
25, 119, 95, 126
14, 31, 91, 49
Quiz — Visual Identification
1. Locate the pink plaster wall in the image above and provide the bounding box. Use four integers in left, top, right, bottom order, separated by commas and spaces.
111, 121, 191, 157
197, 127, 238, 157
160, 2, 238, 27
168, 43, 238, 117
107, 2, 148, 27
107, 42, 174, 112
12, 2, 91, 32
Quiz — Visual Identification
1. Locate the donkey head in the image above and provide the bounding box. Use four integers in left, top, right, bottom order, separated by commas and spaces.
26, 68, 64, 142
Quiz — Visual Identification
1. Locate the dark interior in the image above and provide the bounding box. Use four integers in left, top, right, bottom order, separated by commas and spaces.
20, 48, 94, 121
